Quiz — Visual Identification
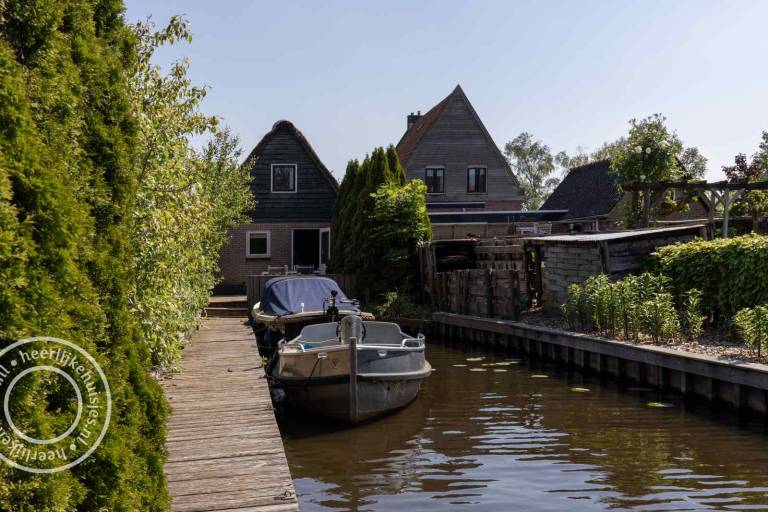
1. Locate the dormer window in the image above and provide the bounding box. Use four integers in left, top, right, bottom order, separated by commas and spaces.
271, 164, 297, 192
467, 167, 486, 193
425, 167, 445, 194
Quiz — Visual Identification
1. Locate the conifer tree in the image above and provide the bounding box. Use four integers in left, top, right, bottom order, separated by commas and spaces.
387, 144, 407, 185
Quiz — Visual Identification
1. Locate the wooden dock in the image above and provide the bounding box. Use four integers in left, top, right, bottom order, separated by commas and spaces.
163, 316, 298, 512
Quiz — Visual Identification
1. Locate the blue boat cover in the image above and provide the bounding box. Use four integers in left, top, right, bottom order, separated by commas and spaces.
260, 276, 358, 316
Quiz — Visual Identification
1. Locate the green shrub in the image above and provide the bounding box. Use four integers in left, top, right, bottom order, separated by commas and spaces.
733, 305, 768, 359
680, 289, 705, 341
374, 290, 429, 320
640, 292, 680, 344
649, 235, 768, 323
562, 283, 590, 331
562, 272, 690, 344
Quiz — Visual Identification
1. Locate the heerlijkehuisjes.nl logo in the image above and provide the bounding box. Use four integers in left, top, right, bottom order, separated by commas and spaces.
0, 336, 111, 474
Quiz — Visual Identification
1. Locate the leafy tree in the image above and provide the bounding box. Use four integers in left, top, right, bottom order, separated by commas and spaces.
367, 180, 432, 295
555, 147, 590, 171
591, 138, 629, 161
128, 17, 251, 368
504, 132, 560, 210
679, 146, 708, 178
723, 153, 768, 231
610, 114, 690, 226
754, 131, 768, 171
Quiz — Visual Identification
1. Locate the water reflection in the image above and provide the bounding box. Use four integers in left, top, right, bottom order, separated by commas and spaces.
278, 341, 768, 511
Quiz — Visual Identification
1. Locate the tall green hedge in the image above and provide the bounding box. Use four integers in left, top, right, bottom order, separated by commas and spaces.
649, 235, 768, 322
0, 2, 198, 510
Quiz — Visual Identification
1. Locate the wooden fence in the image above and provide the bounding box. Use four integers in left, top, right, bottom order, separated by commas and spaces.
245, 274, 357, 312
432, 269, 520, 320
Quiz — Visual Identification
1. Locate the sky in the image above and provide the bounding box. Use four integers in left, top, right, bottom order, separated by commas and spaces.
123, 0, 768, 182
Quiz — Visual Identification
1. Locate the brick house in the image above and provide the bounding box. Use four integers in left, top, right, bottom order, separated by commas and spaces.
216, 120, 338, 292
396, 85, 540, 240
541, 159, 710, 233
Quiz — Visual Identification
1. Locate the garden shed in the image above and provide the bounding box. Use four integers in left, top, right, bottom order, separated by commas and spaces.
523, 225, 707, 309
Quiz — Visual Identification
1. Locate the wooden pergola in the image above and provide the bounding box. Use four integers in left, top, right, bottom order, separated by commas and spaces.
624, 180, 768, 237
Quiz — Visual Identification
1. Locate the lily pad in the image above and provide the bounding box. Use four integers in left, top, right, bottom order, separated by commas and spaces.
493, 369, 508, 373
466, 357, 484, 362
570, 387, 591, 393
453, 364, 467, 367
647, 402, 674, 408
469, 368, 487, 372
531, 374, 549, 379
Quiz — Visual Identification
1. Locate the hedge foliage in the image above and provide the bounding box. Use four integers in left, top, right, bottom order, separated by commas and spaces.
0, 3, 249, 510
649, 235, 768, 323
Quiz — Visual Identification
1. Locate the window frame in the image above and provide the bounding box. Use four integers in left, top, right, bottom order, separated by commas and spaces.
270, 163, 298, 193
245, 231, 271, 258
467, 166, 487, 193
424, 166, 446, 194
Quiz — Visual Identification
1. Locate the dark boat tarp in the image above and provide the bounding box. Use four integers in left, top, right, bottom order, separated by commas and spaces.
260, 276, 358, 316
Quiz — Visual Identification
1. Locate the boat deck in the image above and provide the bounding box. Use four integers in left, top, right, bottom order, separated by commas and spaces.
163, 317, 298, 511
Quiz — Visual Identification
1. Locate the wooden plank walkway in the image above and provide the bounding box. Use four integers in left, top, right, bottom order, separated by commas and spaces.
163, 317, 298, 512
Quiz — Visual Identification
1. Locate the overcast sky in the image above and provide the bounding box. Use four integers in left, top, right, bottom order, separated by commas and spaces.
124, 0, 768, 182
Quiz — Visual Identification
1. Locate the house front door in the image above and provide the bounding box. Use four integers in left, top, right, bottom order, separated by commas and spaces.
319, 228, 330, 273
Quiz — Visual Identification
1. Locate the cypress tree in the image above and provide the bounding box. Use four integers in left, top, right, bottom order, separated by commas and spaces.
386, 144, 407, 185
329, 159, 358, 272
0, 2, 167, 509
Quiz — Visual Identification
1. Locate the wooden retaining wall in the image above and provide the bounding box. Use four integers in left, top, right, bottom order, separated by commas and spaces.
432, 312, 768, 415
432, 269, 520, 321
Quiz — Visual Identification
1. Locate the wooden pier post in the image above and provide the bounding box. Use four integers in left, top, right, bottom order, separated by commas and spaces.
349, 335, 359, 423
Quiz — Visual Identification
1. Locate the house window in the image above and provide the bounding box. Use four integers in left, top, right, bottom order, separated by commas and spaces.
271, 164, 297, 192
425, 167, 445, 194
467, 167, 487, 193
246, 231, 270, 258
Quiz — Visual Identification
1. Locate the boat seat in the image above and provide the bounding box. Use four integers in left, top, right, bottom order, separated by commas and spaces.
298, 322, 339, 343
362, 321, 405, 345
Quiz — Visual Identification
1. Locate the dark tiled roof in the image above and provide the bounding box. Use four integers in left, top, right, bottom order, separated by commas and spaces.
540, 159, 622, 219
395, 95, 449, 166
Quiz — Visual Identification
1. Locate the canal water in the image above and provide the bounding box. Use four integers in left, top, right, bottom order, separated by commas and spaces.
277, 341, 768, 511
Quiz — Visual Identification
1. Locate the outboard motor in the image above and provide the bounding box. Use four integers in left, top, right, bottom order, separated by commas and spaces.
339, 315, 363, 344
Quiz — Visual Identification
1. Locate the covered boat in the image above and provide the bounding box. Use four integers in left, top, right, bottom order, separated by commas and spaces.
252, 276, 374, 355
272, 315, 432, 423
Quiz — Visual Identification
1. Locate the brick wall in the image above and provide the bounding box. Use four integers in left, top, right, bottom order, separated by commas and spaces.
217, 222, 330, 291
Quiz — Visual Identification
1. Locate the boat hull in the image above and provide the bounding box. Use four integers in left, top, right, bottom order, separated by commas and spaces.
280, 372, 429, 423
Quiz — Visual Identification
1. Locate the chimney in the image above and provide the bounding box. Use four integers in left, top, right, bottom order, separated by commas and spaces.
407, 110, 422, 130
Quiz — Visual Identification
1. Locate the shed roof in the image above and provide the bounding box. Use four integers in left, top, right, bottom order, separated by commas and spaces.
540, 160, 622, 219
524, 224, 705, 244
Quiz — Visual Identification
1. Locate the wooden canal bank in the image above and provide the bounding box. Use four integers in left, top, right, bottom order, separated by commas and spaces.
162, 316, 298, 512
432, 312, 768, 415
